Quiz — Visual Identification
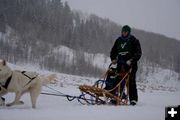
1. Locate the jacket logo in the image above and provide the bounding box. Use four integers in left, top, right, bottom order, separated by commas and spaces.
121, 43, 127, 49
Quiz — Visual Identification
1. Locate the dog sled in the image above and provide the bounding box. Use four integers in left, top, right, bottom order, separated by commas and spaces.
79, 67, 131, 105
42, 63, 132, 106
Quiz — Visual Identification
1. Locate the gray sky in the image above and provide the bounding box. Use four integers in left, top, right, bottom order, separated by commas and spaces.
62, 0, 180, 40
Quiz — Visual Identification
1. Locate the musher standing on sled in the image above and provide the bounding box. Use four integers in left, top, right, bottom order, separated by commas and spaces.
110, 25, 142, 105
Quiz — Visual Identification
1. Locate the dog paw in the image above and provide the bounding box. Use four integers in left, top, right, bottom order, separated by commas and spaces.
6, 103, 13, 107
6, 101, 24, 107
19, 101, 24, 105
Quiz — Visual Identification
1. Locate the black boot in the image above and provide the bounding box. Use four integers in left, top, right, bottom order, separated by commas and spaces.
130, 100, 137, 106
110, 100, 117, 105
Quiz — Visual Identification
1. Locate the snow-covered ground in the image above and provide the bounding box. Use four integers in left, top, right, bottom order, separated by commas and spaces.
0, 63, 180, 120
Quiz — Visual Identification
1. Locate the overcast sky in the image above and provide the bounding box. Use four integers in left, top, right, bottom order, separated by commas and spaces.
62, 0, 180, 40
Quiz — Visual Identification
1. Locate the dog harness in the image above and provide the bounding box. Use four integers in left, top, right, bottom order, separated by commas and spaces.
21, 71, 38, 87
0, 72, 13, 90
0, 71, 38, 90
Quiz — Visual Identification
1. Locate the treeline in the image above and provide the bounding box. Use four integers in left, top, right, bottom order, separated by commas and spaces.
0, 0, 119, 76
0, 0, 180, 77
0, 0, 120, 53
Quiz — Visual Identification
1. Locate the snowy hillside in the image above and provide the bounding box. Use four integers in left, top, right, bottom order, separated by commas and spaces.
0, 63, 180, 120
50, 45, 110, 70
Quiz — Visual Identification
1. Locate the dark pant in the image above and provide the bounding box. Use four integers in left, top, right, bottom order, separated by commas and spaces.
116, 60, 138, 102
128, 64, 138, 102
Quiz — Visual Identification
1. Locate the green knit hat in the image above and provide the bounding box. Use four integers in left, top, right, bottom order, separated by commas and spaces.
122, 25, 131, 33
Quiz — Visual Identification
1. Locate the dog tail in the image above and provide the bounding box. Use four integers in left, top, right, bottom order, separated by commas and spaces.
41, 74, 57, 86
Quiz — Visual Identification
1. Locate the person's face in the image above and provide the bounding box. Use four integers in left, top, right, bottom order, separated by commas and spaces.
122, 31, 129, 37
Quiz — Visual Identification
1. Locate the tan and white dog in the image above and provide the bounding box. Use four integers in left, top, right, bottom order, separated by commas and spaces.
0, 60, 56, 108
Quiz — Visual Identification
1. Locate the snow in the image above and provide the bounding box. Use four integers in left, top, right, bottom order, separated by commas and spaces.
52, 46, 75, 66
137, 65, 180, 92
0, 63, 180, 120
51, 45, 111, 70
1, 90, 180, 120
84, 53, 111, 70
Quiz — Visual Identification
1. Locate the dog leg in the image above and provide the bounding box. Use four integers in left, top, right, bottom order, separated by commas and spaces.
0, 97, 5, 106
6, 92, 24, 107
0, 88, 8, 96
30, 84, 41, 109
0, 89, 8, 106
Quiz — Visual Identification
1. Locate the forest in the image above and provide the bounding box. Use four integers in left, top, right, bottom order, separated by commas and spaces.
0, 0, 180, 77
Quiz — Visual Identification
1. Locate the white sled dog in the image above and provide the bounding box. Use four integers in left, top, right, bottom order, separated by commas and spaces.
0, 60, 56, 108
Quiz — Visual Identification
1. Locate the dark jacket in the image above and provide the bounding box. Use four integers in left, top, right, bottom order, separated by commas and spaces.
110, 35, 142, 65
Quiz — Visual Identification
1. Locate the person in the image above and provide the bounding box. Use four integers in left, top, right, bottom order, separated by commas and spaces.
104, 63, 117, 95
110, 25, 142, 105
104, 63, 127, 104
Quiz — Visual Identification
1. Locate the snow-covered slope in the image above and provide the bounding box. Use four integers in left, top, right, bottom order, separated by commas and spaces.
137, 65, 180, 92
50, 45, 111, 70
0, 63, 180, 120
